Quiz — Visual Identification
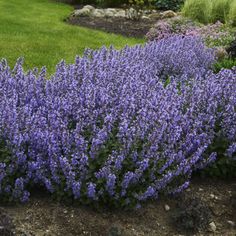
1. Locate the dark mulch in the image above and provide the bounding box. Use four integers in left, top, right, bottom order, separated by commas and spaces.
1, 179, 236, 236
67, 16, 156, 38
0, 209, 15, 236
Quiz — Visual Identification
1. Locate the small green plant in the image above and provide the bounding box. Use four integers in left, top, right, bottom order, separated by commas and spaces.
214, 58, 236, 72
182, 0, 212, 24
196, 135, 236, 178
172, 196, 212, 233
0, 139, 12, 164
211, 0, 232, 23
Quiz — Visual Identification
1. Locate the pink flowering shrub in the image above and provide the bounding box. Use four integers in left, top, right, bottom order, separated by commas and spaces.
146, 17, 234, 48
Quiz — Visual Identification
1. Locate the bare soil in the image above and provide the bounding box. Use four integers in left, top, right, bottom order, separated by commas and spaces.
0, 178, 235, 236
67, 16, 156, 39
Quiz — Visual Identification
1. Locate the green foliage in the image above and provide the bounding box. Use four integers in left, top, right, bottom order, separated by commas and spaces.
129, 0, 154, 8
182, 0, 212, 24
155, 0, 185, 11
228, 0, 236, 26
201, 157, 236, 178
211, 0, 232, 23
95, 0, 128, 7
205, 25, 235, 48
214, 58, 236, 72
182, 0, 236, 26
96, 0, 153, 8
0, 139, 11, 164
197, 135, 236, 178
226, 37, 236, 58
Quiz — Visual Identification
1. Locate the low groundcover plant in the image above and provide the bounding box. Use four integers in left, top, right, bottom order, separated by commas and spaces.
0, 36, 235, 208
146, 17, 235, 49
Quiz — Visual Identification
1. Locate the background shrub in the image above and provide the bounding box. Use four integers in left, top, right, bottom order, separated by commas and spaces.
95, 0, 128, 7
57, 0, 94, 4
155, 0, 185, 11
182, 0, 212, 24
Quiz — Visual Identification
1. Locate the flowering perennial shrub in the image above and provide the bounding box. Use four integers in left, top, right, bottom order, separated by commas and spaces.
0, 37, 235, 207
146, 17, 234, 48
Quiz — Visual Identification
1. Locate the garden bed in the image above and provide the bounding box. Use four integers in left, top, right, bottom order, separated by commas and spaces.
67, 16, 156, 38
2, 178, 236, 235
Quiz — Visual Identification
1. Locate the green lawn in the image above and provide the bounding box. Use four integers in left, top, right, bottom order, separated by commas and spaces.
0, 0, 144, 73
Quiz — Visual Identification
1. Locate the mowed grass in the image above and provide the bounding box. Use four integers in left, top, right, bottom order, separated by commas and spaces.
0, 0, 144, 73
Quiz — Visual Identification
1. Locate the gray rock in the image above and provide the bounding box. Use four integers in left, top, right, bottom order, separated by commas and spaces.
160, 10, 177, 19
125, 8, 136, 17
143, 10, 153, 15
114, 9, 126, 17
106, 8, 117, 13
209, 222, 217, 232
141, 15, 150, 20
164, 204, 170, 211
104, 8, 117, 17
215, 47, 228, 60
83, 5, 95, 11
227, 220, 235, 227
72, 7, 171, 20
74, 8, 91, 17
149, 12, 161, 20
114, 10, 126, 18
210, 193, 215, 199
92, 9, 105, 18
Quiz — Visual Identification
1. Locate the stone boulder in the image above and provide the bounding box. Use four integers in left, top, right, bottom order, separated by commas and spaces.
215, 47, 228, 60
114, 10, 126, 18
83, 5, 95, 11
93, 9, 105, 18
71, 6, 176, 20
74, 8, 91, 17
73, 5, 95, 17
104, 8, 117, 17
149, 12, 161, 20
160, 10, 177, 19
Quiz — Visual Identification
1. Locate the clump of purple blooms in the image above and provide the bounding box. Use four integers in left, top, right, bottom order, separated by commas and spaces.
0, 36, 235, 207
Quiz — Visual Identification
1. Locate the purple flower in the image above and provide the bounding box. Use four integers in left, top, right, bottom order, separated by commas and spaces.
87, 182, 96, 199
0, 37, 234, 207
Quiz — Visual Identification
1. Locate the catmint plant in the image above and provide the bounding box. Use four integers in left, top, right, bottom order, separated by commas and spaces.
0, 36, 234, 208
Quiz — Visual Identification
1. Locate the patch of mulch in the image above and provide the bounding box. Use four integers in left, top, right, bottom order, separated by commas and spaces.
0, 209, 15, 236
67, 16, 156, 38
1, 178, 236, 236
